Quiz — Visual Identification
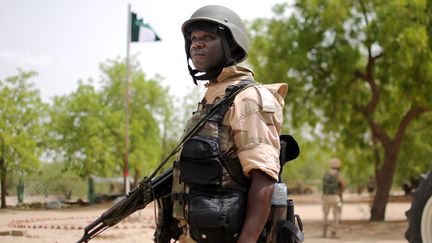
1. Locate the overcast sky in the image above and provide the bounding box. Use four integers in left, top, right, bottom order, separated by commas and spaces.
1, 0, 290, 102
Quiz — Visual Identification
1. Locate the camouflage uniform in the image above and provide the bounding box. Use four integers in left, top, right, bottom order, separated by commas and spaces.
321, 168, 344, 237
172, 65, 287, 242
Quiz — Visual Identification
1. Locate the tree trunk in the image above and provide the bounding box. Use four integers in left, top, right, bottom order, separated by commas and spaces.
369, 107, 428, 221
0, 157, 6, 208
370, 148, 398, 221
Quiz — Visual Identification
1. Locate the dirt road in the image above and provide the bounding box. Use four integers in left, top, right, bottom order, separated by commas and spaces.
0, 194, 409, 243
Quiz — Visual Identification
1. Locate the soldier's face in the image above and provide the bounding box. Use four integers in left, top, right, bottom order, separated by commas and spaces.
189, 30, 225, 72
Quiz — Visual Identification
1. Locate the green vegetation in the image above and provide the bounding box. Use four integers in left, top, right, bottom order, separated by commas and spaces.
12, 162, 87, 199
1, 1, 430, 223
0, 70, 47, 208
249, 0, 432, 221
0, 57, 182, 207
48, 57, 173, 184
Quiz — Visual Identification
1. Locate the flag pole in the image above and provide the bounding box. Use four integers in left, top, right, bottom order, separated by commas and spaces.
124, 3, 131, 195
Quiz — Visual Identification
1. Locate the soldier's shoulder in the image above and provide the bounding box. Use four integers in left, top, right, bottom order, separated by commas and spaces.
234, 82, 287, 112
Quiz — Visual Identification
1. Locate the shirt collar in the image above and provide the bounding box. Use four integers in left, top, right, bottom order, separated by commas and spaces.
205, 66, 254, 87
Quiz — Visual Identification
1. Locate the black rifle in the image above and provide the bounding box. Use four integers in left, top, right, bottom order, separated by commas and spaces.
76, 168, 173, 243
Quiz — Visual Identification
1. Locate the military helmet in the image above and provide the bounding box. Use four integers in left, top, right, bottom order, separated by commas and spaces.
182, 5, 249, 64
329, 158, 342, 168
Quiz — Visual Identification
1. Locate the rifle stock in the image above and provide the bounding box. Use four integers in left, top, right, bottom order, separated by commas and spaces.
77, 168, 173, 243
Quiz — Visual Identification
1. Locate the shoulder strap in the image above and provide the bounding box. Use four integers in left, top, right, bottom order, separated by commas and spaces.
147, 80, 255, 180
209, 80, 255, 119
215, 80, 255, 188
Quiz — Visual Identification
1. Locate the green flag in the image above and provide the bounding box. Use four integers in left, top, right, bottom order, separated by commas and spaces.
131, 12, 161, 42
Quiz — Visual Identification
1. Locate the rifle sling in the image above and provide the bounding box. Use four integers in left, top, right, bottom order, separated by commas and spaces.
146, 80, 255, 181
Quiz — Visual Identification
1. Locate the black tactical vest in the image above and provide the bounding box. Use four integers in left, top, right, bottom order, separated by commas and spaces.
172, 81, 254, 243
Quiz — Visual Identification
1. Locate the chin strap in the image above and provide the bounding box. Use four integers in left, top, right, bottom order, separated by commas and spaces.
187, 60, 224, 85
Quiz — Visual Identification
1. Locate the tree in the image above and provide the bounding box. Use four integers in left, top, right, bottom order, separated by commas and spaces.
50, 57, 173, 187
49, 81, 113, 177
394, 112, 432, 185
0, 70, 46, 208
98, 57, 172, 184
249, 0, 432, 221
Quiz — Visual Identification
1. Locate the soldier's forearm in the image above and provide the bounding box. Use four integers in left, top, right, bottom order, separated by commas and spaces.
238, 170, 275, 243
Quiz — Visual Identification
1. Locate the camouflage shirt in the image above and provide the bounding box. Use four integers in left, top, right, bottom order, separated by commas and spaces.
172, 65, 287, 221
323, 169, 342, 195
197, 65, 286, 180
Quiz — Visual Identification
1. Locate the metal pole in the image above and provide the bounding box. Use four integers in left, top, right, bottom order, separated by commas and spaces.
124, 3, 131, 195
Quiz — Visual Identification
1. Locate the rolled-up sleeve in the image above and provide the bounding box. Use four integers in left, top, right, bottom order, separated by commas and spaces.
228, 84, 286, 181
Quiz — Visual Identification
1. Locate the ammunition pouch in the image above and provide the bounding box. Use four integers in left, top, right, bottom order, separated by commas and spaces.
180, 136, 223, 186
179, 135, 246, 242
187, 187, 245, 243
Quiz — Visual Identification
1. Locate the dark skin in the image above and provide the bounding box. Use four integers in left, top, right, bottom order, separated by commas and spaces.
238, 170, 275, 243
189, 30, 225, 72
189, 29, 276, 243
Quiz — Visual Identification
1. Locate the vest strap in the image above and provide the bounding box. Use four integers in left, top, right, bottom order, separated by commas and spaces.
147, 80, 255, 181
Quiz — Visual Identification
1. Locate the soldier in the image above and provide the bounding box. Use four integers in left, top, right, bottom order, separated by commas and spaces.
321, 157, 345, 238
170, 5, 288, 243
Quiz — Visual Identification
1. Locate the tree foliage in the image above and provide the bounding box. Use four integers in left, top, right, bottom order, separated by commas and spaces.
49, 57, 173, 183
249, 0, 432, 220
0, 70, 47, 208
49, 82, 112, 177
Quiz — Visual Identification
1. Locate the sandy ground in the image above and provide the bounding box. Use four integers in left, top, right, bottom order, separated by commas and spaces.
0, 193, 410, 243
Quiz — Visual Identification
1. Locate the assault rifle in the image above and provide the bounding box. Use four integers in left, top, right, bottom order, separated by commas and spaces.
76, 168, 174, 243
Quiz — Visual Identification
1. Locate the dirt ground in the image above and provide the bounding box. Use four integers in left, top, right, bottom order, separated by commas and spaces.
0, 193, 410, 243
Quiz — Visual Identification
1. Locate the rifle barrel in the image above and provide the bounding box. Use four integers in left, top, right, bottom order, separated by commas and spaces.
76, 168, 173, 242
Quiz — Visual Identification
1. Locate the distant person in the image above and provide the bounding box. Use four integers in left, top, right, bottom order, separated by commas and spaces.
322, 157, 345, 238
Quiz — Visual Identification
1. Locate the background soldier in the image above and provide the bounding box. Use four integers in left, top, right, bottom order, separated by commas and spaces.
321, 157, 345, 238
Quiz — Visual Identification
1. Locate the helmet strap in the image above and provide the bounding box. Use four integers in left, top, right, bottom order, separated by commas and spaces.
187, 58, 224, 84
218, 27, 236, 67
